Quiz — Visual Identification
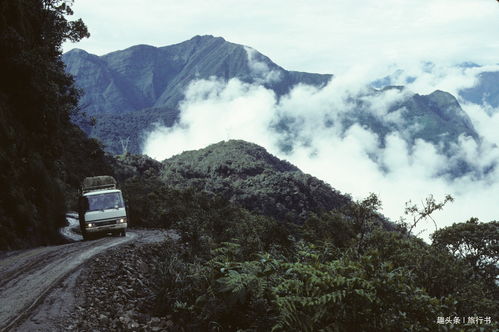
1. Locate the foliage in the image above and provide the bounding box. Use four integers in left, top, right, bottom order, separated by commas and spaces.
302, 212, 356, 250
144, 189, 498, 331
121, 176, 293, 257
363, 229, 498, 320
0, 0, 110, 249
153, 234, 499, 331
344, 193, 384, 253
271, 251, 444, 332
107, 147, 498, 330
109, 153, 163, 181
160, 140, 351, 223
103, 145, 499, 331
80, 106, 178, 155
400, 194, 454, 236
432, 218, 499, 302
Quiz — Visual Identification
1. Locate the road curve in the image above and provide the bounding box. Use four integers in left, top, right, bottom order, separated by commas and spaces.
0, 232, 138, 331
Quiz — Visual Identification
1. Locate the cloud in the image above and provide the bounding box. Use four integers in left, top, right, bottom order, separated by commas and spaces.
381, 63, 499, 98
63, 0, 499, 73
143, 78, 278, 161
244, 46, 282, 84
143, 62, 499, 241
463, 102, 499, 145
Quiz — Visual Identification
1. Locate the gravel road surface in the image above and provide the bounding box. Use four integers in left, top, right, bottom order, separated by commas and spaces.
0, 224, 168, 332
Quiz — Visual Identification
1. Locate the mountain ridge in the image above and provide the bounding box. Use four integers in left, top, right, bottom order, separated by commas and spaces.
64, 35, 481, 168
158, 139, 352, 223
64, 35, 332, 116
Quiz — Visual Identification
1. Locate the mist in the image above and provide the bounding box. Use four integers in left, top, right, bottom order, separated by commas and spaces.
143, 61, 499, 240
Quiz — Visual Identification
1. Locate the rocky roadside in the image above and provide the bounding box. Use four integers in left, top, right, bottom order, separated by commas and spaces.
63, 240, 177, 331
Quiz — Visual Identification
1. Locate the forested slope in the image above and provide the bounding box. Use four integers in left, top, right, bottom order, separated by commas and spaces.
106, 148, 499, 331
160, 140, 351, 223
0, 1, 111, 250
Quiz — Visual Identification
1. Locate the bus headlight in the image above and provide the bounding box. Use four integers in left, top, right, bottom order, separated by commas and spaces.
86, 223, 94, 228
117, 218, 126, 223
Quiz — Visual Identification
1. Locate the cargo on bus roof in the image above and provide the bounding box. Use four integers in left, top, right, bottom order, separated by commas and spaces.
81, 176, 117, 193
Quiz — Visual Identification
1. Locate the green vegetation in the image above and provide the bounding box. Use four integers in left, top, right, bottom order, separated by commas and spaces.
138, 185, 498, 331
2, 1, 496, 329
111, 149, 497, 331
76, 105, 178, 155
0, 1, 111, 249
160, 140, 352, 224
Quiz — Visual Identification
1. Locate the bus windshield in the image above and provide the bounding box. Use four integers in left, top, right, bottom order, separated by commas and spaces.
86, 192, 124, 211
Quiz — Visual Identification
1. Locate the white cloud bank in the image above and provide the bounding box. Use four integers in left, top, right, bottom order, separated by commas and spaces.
143, 63, 499, 241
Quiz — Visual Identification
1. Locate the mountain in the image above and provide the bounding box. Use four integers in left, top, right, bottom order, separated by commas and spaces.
459, 70, 499, 108
63, 35, 331, 114
63, 35, 332, 154
64, 36, 480, 160
372, 88, 478, 146
371, 63, 499, 109
158, 140, 352, 223
276, 87, 478, 157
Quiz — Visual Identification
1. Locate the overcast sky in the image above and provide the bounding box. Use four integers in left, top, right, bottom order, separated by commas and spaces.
63, 0, 499, 74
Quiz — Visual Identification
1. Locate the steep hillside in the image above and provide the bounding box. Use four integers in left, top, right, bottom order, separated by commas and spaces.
276, 87, 479, 163
63, 35, 332, 115
460, 70, 499, 108
63, 35, 332, 153
159, 140, 351, 223
101, 145, 498, 331
64, 37, 481, 158
363, 89, 478, 146
405, 90, 478, 142
0, 1, 112, 250
86, 106, 178, 155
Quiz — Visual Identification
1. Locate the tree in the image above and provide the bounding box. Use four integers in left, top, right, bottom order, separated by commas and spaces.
0, 0, 92, 249
432, 218, 499, 288
399, 194, 454, 236
345, 193, 383, 254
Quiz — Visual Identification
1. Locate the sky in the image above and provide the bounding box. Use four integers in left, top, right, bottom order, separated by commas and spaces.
63, 0, 499, 74
63, 0, 499, 240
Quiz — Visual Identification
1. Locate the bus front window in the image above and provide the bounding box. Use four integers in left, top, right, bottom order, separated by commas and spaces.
87, 192, 124, 211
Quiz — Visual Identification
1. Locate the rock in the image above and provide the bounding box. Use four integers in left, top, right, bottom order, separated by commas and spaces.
62, 242, 173, 331
149, 317, 161, 326
139, 260, 149, 274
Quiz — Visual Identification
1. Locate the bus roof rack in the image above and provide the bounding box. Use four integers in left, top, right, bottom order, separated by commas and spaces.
82, 176, 117, 193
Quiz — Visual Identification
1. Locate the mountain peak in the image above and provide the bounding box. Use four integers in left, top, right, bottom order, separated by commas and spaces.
427, 90, 461, 108
166, 139, 300, 174
63, 36, 332, 115
65, 48, 89, 55
161, 139, 349, 223
189, 34, 226, 42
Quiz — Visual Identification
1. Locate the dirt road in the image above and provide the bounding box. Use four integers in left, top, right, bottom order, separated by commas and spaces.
0, 223, 168, 332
